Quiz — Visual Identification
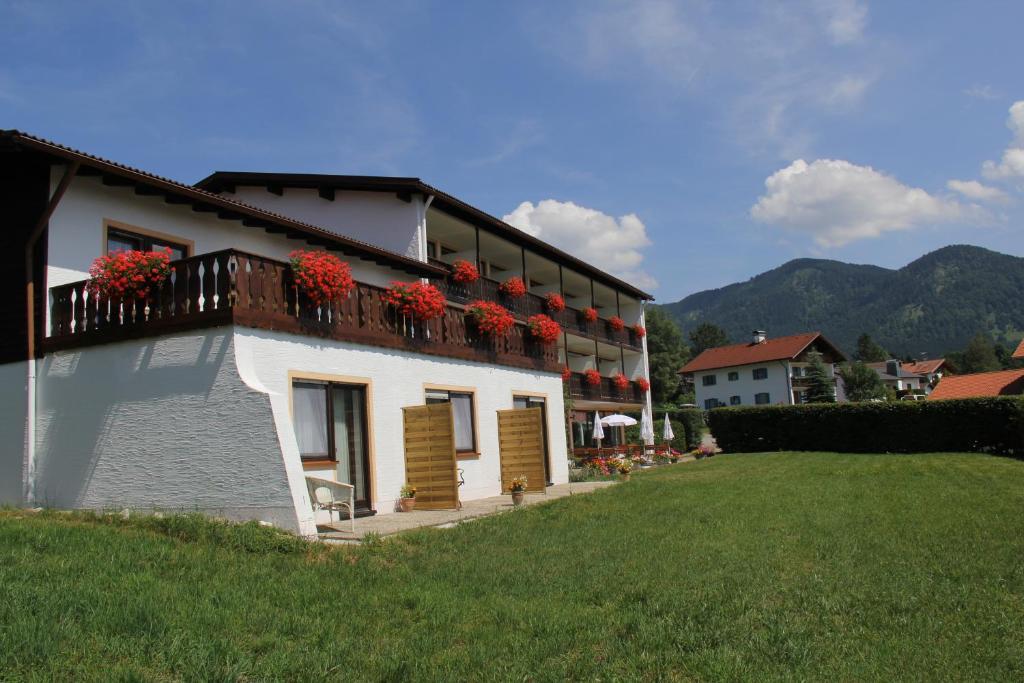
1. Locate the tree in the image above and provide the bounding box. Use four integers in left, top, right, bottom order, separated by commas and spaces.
688, 322, 730, 356
644, 308, 691, 406
838, 361, 886, 402
803, 351, 836, 403
960, 333, 1000, 373
854, 333, 889, 362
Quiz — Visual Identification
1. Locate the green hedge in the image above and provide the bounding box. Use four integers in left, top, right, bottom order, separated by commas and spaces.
706, 398, 1024, 456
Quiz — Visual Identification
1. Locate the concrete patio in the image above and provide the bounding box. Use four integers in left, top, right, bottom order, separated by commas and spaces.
318, 479, 618, 541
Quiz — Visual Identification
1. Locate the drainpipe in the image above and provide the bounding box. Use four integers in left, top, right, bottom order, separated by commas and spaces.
24, 161, 79, 505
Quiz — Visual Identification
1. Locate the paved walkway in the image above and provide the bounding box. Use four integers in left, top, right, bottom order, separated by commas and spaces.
318, 480, 617, 542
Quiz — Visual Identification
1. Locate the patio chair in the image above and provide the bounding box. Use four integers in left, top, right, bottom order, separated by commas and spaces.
305, 476, 355, 533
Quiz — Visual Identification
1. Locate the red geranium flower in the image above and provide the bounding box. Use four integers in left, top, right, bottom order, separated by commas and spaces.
609, 316, 625, 331
636, 377, 651, 392
584, 368, 602, 386
452, 259, 480, 284
544, 292, 566, 312
613, 373, 630, 391
383, 281, 447, 320
289, 250, 355, 306
88, 248, 172, 300
498, 276, 527, 298
582, 307, 598, 323
527, 313, 562, 344
466, 300, 515, 336
561, 366, 572, 381
632, 324, 647, 338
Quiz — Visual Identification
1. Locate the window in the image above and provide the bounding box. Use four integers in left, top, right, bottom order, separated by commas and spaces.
752, 368, 768, 380
755, 392, 770, 405
728, 371, 739, 381
426, 389, 477, 455
292, 379, 371, 510
730, 396, 741, 406
106, 223, 190, 261
702, 375, 717, 386
704, 398, 720, 410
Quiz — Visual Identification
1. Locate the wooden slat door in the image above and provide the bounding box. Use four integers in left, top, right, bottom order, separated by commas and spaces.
402, 403, 459, 510
497, 408, 546, 494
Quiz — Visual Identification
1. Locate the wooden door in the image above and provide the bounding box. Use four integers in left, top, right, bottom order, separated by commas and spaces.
497, 407, 546, 494
402, 403, 459, 510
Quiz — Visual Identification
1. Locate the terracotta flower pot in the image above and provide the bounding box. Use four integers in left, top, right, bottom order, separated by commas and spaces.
399, 497, 416, 513
511, 490, 525, 506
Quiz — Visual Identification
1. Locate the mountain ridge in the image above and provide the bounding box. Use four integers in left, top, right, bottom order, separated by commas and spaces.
658, 245, 1024, 357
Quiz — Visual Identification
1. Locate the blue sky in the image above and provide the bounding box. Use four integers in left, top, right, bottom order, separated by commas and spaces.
2, 1, 1022, 302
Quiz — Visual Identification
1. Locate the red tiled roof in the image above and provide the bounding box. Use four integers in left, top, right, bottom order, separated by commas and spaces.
680, 332, 844, 373
902, 359, 946, 375
928, 368, 1024, 400
1014, 338, 1024, 360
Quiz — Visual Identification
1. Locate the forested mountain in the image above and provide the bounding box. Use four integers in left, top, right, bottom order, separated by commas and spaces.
659, 245, 1024, 358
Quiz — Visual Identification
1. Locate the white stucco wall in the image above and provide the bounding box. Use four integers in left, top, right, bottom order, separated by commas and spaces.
226, 186, 422, 260
692, 361, 793, 408
0, 361, 27, 505
45, 171, 416, 298
232, 327, 570, 515
32, 328, 311, 532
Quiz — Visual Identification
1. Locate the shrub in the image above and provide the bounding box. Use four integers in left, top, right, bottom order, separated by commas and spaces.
706, 398, 1024, 455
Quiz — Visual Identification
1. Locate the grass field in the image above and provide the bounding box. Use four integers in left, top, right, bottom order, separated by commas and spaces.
3, 452, 1024, 681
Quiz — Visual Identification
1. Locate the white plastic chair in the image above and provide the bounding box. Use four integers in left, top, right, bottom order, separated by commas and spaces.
305, 476, 355, 533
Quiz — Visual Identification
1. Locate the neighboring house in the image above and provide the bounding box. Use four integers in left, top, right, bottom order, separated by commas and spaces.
929, 369, 1024, 399
1014, 338, 1024, 360
680, 331, 846, 409
0, 130, 652, 536
866, 360, 927, 395
901, 358, 947, 394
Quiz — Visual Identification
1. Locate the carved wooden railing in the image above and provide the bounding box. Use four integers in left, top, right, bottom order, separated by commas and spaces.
46, 249, 561, 373
433, 275, 640, 349
567, 372, 645, 404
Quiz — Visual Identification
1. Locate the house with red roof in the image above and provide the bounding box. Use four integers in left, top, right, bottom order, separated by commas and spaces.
929, 368, 1024, 400
901, 358, 947, 394
680, 331, 846, 409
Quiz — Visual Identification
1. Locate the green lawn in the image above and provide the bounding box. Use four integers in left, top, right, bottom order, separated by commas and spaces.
3, 452, 1024, 681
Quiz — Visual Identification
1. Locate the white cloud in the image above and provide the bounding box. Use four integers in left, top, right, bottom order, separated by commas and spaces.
502, 199, 657, 290
820, 75, 873, 109
751, 159, 982, 247
820, 0, 868, 45
981, 100, 1024, 185
946, 179, 1009, 203
964, 84, 999, 100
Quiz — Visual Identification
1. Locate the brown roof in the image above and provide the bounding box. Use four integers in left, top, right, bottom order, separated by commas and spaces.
0, 130, 441, 277
928, 368, 1024, 400
902, 359, 946, 375
680, 332, 845, 373
195, 172, 654, 301
1014, 338, 1024, 360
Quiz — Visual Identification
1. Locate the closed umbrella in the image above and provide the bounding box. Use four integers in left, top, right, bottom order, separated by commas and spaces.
591, 411, 605, 448
663, 414, 675, 443
640, 408, 655, 445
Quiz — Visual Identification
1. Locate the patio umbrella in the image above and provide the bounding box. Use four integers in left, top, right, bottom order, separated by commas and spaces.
591, 410, 605, 448
663, 414, 675, 442
600, 413, 638, 427
639, 408, 655, 445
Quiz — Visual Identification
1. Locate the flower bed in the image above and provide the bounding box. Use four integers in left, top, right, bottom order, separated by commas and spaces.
498, 276, 527, 298
289, 250, 355, 306
382, 281, 447, 320
88, 248, 173, 300
527, 314, 561, 344
466, 300, 515, 336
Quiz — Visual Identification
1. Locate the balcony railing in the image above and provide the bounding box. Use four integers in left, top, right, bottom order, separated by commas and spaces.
567, 372, 644, 404
45, 249, 561, 373
432, 273, 641, 349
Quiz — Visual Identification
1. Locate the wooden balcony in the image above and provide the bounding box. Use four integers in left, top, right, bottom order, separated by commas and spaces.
567, 372, 644, 404
432, 274, 641, 350
45, 249, 561, 373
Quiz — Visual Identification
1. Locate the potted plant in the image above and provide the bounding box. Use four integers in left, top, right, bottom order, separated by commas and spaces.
452, 259, 480, 284
289, 250, 356, 306
88, 248, 173, 302
382, 281, 447, 320
527, 313, 561, 344
544, 292, 565, 312
608, 316, 625, 332
632, 324, 646, 339
581, 307, 598, 323
466, 300, 515, 337
612, 373, 630, 391
636, 377, 651, 392
398, 484, 417, 512
615, 459, 633, 481
498, 276, 527, 298
509, 475, 528, 506
584, 368, 602, 386
561, 366, 572, 381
